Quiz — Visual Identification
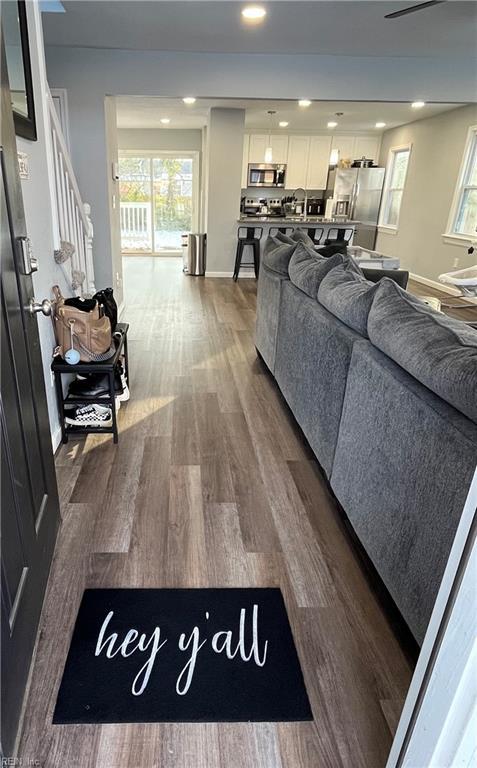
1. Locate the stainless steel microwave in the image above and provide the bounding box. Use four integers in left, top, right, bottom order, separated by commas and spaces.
247, 163, 286, 188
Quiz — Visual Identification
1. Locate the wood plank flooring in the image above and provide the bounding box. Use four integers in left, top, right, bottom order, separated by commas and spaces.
17, 257, 412, 767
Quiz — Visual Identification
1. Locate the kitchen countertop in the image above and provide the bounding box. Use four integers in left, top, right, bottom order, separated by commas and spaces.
237, 217, 360, 225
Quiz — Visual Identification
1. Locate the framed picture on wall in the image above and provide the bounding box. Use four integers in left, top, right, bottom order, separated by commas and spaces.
2, 0, 37, 141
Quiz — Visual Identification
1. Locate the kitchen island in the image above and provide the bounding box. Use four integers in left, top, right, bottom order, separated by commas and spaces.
237, 217, 360, 247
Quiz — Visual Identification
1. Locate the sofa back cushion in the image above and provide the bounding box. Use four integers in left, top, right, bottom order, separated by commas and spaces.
288, 242, 344, 298
291, 228, 316, 247
317, 260, 380, 336
262, 235, 297, 276
275, 231, 295, 245
368, 278, 477, 422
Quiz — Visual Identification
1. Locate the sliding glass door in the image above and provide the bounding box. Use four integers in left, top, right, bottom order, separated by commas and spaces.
119, 152, 198, 255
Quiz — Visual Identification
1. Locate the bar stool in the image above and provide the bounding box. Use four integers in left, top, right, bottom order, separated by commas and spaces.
324, 227, 354, 245
233, 227, 263, 281
269, 226, 294, 238
306, 228, 324, 247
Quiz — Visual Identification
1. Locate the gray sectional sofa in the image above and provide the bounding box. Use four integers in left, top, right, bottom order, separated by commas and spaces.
256, 231, 477, 644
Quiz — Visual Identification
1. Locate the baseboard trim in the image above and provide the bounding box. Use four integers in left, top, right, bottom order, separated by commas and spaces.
205, 271, 256, 279
409, 272, 477, 305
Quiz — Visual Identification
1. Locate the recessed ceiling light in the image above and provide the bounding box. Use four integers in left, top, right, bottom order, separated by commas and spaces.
327, 121, 338, 128
411, 101, 426, 109
298, 99, 312, 108
183, 97, 196, 105
160, 118, 171, 124
375, 122, 386, 128
241, 5, 266, 21
279, 121, 289, 128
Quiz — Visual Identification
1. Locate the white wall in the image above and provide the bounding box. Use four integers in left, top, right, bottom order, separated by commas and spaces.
44, 44, 477, 285
376, 105, 477, 282
105, 96, 123, 309
205, 108, 245, 274
19, 3, 72, 450
118, 128, 202, 152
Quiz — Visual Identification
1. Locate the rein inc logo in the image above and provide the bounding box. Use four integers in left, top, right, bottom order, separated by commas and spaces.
1, 760, 40, 767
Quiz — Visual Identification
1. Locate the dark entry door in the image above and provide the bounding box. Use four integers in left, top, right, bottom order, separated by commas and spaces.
1, 39, 60, 756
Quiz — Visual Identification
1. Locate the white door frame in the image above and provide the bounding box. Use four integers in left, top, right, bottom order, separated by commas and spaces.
387, 468, 477, 767
119, 149, 200, 256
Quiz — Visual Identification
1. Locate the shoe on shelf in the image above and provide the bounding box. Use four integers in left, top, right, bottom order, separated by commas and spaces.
116, 360, 130, 402
65, 403, 112, 428
68, 372, 123, 400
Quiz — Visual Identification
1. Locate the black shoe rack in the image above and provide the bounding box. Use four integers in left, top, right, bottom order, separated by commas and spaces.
51, 322, 129, 444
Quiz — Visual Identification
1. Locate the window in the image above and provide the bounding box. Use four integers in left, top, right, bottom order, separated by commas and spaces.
447, 127, 477, 239
379, 145, 411, 229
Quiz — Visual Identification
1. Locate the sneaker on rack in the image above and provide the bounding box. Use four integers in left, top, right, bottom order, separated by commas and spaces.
65, 403, 112, 428
116, 360, 130, 402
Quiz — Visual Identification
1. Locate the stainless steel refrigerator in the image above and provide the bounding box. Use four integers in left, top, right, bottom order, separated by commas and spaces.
326, 167, 386, 249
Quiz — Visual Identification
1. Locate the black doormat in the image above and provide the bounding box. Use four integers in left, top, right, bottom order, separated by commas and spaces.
53, 588, 312, 724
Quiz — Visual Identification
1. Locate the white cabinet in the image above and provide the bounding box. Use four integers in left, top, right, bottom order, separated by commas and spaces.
331, 135, 355, 164
241, 133, 250, 188
331, 135, 381, 165
354, 135, 381, 163
270, 135, 289, 164
286, 136, 310, 189
248, 134, 268, 163
306, 136, 332, 190
248, 133, 289, 164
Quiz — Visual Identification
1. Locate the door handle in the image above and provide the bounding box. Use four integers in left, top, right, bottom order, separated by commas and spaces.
28, 298, 52, 316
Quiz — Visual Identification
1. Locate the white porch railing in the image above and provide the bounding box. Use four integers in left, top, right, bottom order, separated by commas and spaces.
47, 91, 95, 296
120, 201, 152, 250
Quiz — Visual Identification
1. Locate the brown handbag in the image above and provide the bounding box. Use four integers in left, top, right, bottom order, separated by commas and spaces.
52, 285, 114, 362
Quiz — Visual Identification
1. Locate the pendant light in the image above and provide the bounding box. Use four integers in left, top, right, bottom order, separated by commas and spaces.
264, 110, 276, 163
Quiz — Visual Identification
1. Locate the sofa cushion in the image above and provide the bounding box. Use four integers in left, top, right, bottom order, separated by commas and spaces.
316, 242, 348, 259
288, 242, 344, 298
317, 260, 380, 336
262, 236, 297, 276
367, 278, 477, 422
275, 230, 295, 245
291, 228, 316, 247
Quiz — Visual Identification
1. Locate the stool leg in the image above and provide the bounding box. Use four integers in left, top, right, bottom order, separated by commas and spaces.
233, 241, 243, 281
253, 241, 260, 278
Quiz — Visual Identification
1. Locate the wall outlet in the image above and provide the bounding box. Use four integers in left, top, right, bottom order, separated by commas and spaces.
453, 257, 460, 269
116, 271, 122, 287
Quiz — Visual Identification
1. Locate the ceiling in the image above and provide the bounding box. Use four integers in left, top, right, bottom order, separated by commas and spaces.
115, 97, 462, 132
42, 1, 477, 58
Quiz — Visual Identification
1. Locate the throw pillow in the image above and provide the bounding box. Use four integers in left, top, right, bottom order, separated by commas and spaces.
291, 228, 316, 248
288, 242, 344, 298
275, 231, 295, 245
368, 278, 477, 422
318, 260, 380, 336
262, 235, 297, 276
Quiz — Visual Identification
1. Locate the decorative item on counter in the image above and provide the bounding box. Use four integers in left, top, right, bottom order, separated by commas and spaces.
338, 157, 352, 169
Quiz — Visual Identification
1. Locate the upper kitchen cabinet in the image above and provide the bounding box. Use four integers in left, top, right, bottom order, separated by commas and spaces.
248, 134, 289, 164
286, 136, 310, 189
354, 135, 381, 162
242, 134, 250, 188
331, 135, 381, 164
248, 134, 268, 163
306, 136, 332, 189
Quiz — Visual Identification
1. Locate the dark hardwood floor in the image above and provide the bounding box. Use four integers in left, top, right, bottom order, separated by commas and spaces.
17, 257, 413, 767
